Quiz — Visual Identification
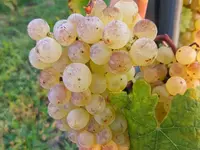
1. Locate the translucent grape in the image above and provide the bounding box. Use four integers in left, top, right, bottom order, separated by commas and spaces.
133, 19, 158, 40
102, 140, 118, 150
39, 67, 60, 89
68, 13, 84, 27
85, 94, 106, 115
63, 101, 77, 113
68, 40, 90, 63
126, 67, 136, 81
152, 85, 170, 98
67, 108, 90, 130
90, 41, 112, 65
101, 89, 110, 99
27, 18, 50, 40
101, 6, 123, 25
71, 89, 92, 106
52, 48, 71, 73
94, 105, 115, 125
63, 63, 92, 92
197, 51, 200, 62
68, 129, 79, 143
169, 63, 187, 78
48, 83, 71, 106
129, 38, 158, 66
176, 46, 196, 65
89, 61, 110, 75
90, 74, 107, 94
186, 62, 200, 79
90, 0, 107, 17
48, 103, 68, 120
155, 64, 168, 80
29, 47, 51, 69
56, 118, 71, 131
103, 20, 130, 49
108, 50, 132, 74
166, 76, 187, 96
110, 114, 127, 135
77, 16, 104, 44
86, 117, 104, 133
143, 66, 159, 83
53, 20, 77, 46
106, 73, 128, 92
156, 46, 174, 64
113, 134, 125, 145
114, 0, 138, 26
36, 37, 62, 63
96, 127, 112, 145
77, 130, 96, 148
117, 131, 130, 150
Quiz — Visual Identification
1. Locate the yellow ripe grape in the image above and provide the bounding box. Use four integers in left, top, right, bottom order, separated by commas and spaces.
166, 76, 187, 96
77, 130, 96, 148
89, 74, 107, 94
193, 30, 200, 45
155, 64, 168, 81
185, 78, 200, 89
126, 67, 136, 81
79, 145, 101, 150
143, 66, 159, 83
89, 61, 110, 75
152, 85, 170, 99
102, 140, 118, 150
156, 46, 174, 64
176, 46, 196, 65
106, 73, 128, 92
169, 63, 187, 78
195, 19, 200, 30
197, 51, 200, 62
96, 127, 113, 144
186, 61, 200, 79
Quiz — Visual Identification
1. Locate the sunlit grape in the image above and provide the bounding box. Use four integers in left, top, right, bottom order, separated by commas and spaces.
77, 130, 96, 148
166, 76, 187, 96
86, 94, 106, 115
36, 37, 62, 63
53, 20, 77, 46
156, 46, 174, 64
71, 89, 92, 106
89, 74, 107, 94
90, 41, 112, 65
68, 40, 90, 63
63, 63, 92, 92
89, 61, 110, 75
67, 108, 90, 130
27, 18, 50, 40
77, 16, 104, 44
186, 62, 200, 79
86, 117, 104, 133
48, 83, 71, 106
68, 13, 84, 27
48, 103, 68, 120
108, 50, 132, 74
102, 140, 118, 150
133, 19, 157, 40
39, 67, 60, 89
96, 127, 112, 145
129, 38, 158, 66
29, 47, 51, 69
185, 77, 200, 89
169, 63, 187, 78
103, 20, 130, 49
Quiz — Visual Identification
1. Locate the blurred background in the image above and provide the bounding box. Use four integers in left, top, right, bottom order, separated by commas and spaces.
0, 0, 199, 149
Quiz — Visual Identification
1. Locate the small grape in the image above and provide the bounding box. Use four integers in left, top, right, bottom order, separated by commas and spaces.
185, 77, 200, 89
166, 76, 187, 96
89, 61, 110, 75
36, 37, 62, 63
48, 84, 71, 106
94, 105, 115, 125
106, 73, 128, 92
68, 40, 90, 63
156, 46, 174, 64
27, 18, 50, 40
89, 74, 107, 94
63, 63, 92, 92
68, 13, 84, 27
197, 51, 200, 62
133, 19, 158, 40
71, 89, 92, 106
126, 67, 136, 81
155, 64, 168, 80
29, 47, 51, 69
108, 50, 132, 74
63, 101, 77, 113
186, 62, 200, 79
176, 46, 196, 65
77, 16, 104, 44
39, 67, 60, 89
90, 41, 112, 65
52, 48, 71, 73
67, 129, 79, 143
90, 0, 107, 17
96, 127, 112, 145
67, 108, 90, 130
53, 20, 77, 46
143, 66, 159, 83
112, 134, 125, 145
77, 130, 96, 148
152, 85, 170, 98
48, 103, 68, 120
55, 118, 71, 131
129, 38, 158, 66
86, 117, 104, 133
169, 63, 187, 77
103, 20, 130, 49
110, 114, 127, 135
102, 140, 118, 150
114, 0, 138, 26
85, 94, 106, 115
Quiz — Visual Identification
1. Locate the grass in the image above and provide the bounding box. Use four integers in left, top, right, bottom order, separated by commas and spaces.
0, 0, 77, 149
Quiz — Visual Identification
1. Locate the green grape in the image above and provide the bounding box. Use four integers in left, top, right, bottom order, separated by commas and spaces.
113, 133, 125, 145
86, 117, 104, 133
89, 61, 110, 75
156, 46, 174, 64
186, 61, 200, 79
89, 74, 107, 94
71, 89, 92, 106
67, 108, 90, 130
106, 73, 128, 92
85, 94, 106, 115
96, 127, 113, 145
126, 67, 136, 81
94, 105, 115, 125
180, 6, 193, 33
55, 117, 71, 131
48, 103, 68, 120
77, 130, 96, 148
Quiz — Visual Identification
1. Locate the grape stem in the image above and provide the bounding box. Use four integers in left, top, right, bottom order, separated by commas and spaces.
155, 34, 177, 54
